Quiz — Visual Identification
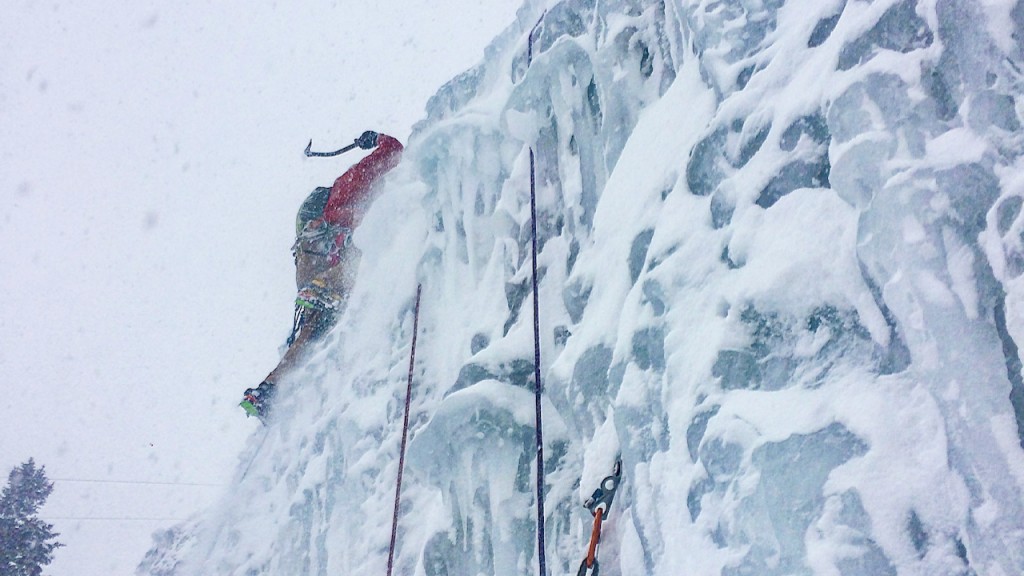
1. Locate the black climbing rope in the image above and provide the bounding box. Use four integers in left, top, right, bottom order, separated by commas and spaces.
527, 11, 548, 576
386, 284, 423, 576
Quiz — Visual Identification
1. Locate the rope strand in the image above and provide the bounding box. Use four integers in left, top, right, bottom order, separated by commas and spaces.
386, 284, 423, 576
530, 148, 547, 576
527, 12, 548, 576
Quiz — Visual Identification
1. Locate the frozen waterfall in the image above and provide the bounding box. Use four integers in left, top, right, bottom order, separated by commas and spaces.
139, 0, 1024, 574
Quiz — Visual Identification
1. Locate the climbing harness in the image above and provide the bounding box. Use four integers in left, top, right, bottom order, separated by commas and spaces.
295, 278, 343, 311
576, 460, 623, 576
386, 284, 423, 576
292, 220, 353, 266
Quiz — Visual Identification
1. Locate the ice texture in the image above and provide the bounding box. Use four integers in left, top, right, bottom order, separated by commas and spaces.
139, 0, 1024, 575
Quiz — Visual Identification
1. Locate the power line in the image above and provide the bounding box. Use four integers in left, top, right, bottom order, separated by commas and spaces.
50, 478, 222, 487
39, 516, 185, 520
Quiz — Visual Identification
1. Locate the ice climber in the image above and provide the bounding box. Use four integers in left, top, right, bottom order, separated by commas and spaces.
241, 130, 403, 419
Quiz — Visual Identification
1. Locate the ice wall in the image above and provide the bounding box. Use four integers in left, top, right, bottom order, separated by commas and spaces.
139, 0, 1024, 575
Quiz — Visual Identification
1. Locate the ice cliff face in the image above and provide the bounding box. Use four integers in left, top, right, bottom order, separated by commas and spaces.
140, 0, 1024, 574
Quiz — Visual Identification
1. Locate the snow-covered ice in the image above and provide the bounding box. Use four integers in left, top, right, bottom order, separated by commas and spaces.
138, 0, 1024, 574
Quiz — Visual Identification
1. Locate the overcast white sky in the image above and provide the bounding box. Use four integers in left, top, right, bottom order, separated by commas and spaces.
0, 1, 522, 573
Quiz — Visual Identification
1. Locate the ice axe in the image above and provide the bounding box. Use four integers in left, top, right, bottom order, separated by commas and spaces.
304, 139, 358, 157
304, 130, 379, 157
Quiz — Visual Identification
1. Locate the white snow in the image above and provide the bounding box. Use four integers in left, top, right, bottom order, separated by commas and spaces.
0, 1, 520, 575
5, 1, 1024, 575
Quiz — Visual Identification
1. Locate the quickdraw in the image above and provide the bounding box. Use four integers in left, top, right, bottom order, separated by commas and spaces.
577, 459, 622, 576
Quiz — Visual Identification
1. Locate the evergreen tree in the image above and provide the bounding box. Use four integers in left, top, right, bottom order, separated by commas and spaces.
0, 459, 62, 576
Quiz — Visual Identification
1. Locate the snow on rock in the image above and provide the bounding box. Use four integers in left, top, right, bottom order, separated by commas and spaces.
139, 0, 1024, 575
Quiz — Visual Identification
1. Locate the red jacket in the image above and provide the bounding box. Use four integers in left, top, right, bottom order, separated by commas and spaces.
322, 134, 403, 230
